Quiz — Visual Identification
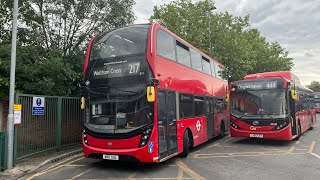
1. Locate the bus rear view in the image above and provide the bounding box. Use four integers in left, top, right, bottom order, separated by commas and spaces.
229, 71, 316, 141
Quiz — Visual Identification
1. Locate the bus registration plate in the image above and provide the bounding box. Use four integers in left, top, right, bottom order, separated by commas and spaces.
103, 154, 119, 160
250, 134, 263, 138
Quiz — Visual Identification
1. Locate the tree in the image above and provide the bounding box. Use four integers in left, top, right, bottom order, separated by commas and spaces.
0, 0, 135, 99
150, 0, 293, 81
307, 81, 320, 92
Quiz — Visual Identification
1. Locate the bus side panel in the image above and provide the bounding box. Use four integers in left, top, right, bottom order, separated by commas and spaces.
177, 117, 208, 148
296, 111, 309, 134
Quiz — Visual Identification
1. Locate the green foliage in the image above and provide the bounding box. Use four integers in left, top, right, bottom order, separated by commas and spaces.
150, 0, 294, 81
0, 0, 135, 100
307, 81, 320, 92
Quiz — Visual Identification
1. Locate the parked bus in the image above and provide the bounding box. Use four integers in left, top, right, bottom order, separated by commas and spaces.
229, 71, 316, 140
81, 23, 229, 162
314, 92, 320, 113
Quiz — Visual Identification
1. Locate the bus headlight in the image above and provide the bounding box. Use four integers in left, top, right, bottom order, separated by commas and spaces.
230, 121, 239, 129
139, 125, 153, 147
272, 121, 288, 130
83, 129, 89, 146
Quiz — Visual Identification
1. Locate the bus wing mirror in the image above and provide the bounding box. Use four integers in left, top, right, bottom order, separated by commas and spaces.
81, 97, 85, 109
291, 90, 297, 100
147, 86, 155, 102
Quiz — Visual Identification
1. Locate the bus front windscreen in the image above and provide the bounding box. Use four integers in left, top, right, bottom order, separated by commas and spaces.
231, 89, 287, 118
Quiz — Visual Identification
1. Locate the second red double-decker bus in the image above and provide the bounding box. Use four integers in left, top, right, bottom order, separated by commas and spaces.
82, 23, 229, 162
229, 71, 316, 140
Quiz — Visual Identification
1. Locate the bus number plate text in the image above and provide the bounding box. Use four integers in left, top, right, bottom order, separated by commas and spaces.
103, 154, 119, 160
250, 134, 263, 138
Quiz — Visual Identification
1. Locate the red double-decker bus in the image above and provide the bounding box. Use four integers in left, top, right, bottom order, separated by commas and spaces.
230, 71, 316, 140
81, 23, 229, 162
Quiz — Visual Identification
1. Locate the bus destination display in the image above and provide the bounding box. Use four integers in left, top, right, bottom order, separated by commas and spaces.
234, 80, 281, 91
92, 60, 144, 79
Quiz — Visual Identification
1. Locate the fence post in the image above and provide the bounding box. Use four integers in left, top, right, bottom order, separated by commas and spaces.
56, 97, 62, 151
13, 94, 19, 166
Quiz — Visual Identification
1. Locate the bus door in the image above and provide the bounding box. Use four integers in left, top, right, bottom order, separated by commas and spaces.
289, 93, 297, 136
157, 90, 178, 160
206, 97, 214, 139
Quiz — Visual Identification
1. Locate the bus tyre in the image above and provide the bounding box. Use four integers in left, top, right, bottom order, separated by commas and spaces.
219, 121, 225, 138
295, 123, 302, 140
180, 131, 190, 157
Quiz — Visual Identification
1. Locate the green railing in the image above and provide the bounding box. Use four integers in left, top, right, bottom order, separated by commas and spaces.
14, 94, 84, 161
0, 131, 7, 170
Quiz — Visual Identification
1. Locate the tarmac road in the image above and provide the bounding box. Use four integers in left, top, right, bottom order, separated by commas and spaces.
22, 114, 320, 180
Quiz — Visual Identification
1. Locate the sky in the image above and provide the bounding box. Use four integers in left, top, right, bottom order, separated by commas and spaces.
133, 0, 320, 85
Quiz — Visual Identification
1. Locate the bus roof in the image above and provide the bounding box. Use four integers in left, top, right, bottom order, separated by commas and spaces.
244, 71, 300, 84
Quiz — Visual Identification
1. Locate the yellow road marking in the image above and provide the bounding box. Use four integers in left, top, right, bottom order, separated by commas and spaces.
192, 152, 306, 158
295, 140, 300, 145
70, 167, 94, 179
192, 150, 201, 154
224, 138, 234, 142
215, 145, 238, 148
289, 147, 295, 152
128, 171, 137, 179
308, 141, 316, 153
83, 178, 193, 180
177, 167, 183, 180
299, 145, 309, 148
295, 148, 308, 151
63, 164, 86, 167
207, 143, 220, 148
175, 159, 205, 180
192, 150, 290, 156
27, 156, 84, 180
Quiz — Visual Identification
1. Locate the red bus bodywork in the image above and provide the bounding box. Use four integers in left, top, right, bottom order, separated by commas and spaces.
230, 71, 316, 140
82, 24, 229, 162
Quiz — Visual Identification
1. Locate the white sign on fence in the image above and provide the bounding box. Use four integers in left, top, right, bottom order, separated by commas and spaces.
32, 97, 45, 115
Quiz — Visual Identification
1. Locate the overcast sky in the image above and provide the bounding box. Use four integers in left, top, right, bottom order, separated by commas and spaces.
133, 0, 320, 85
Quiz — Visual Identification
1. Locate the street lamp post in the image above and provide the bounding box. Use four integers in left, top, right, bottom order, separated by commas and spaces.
207, 6, 216, 56
7, 0, 19, 169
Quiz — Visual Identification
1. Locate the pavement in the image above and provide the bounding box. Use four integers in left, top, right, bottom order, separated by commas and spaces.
0, 146, 82, 180
3, 115, 320, 180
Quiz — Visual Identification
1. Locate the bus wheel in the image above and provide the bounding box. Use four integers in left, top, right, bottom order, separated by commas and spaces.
180, 131, 190, 157
219, 121, 225, 138
295, 121, 302, 140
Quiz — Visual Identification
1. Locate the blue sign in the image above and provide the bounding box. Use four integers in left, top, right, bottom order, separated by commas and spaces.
148, 141, 154, 147
32, 97, 45, 115
148, 147, 154, 153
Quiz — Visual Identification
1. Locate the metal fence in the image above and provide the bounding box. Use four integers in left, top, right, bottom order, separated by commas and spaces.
0, 131, 7, 170
14, 94, 84, 161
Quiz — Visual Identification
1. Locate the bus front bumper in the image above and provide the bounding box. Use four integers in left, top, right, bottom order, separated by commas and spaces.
83, 142, 158, 163
230, 125, 292, 140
